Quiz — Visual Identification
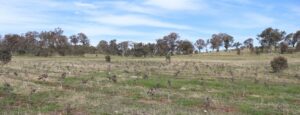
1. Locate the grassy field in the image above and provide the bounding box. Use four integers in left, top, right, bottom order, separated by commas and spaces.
0, 52, 299, 115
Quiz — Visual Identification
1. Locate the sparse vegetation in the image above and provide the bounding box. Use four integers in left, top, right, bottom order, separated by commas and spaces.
0, 53, 299, 114
0, 27, 299, 114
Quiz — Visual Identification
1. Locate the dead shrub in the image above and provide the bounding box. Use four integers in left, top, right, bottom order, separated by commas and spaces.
270, 56, 288, 73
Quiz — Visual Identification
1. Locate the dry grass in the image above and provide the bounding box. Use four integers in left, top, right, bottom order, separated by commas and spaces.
0, 52, 299, 114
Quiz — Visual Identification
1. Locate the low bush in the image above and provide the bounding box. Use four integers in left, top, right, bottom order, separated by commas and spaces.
0, 50, 12, 64
296, 42, 300, 52
270, 56, 288, 72
105, 55, 111, 62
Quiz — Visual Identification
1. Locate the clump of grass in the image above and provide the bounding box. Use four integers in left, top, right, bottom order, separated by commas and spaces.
203, 97, 213, 111
1, 82, 14, 96
64, 103, 72, 115
81, 79, 88, 84
167, 80, 172, 88
143, 73, 149, 80
38, 73, 48, 80
61, 72, 67, 79
108, 74, 117, 83
147, 88, 157, 96
174, 70, 180, 77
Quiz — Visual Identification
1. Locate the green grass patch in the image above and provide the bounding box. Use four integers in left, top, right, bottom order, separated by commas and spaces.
0, 88, 63, 113
176, 98, 202, 107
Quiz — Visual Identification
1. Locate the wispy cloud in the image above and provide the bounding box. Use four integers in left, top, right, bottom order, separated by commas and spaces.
219, 0, 252, 5
90, 14, 191, 30
221, 12, 275, 29
76, 26, 148, 37
245, 13, 275, 25
289, 5, 300, 16
144, 0, 201, 11
74, 2, 97, 9
92, 1, 160, 15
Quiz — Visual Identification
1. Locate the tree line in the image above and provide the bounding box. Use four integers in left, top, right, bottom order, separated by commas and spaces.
0, 28, 94, 57
0, 27, 299, 57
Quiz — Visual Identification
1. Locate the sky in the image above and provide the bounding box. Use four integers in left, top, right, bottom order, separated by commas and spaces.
0, 0, 299, 46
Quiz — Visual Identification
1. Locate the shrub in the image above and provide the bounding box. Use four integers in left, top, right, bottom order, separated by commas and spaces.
17, 50, 26, 55
296, 42, 300, 52
1, 83, 13, 95
237, 48, 241, 55
105, 55, 111, 62
165, 54, 171, 63
57, 49, 67, 56
71, 47, 85, 56
280, 42, 288, 54
194, 50, 199, 54
255, 47, 260, 55
0, 50, 12, 65
270, 56, 288, 72
35, 49, 51, 57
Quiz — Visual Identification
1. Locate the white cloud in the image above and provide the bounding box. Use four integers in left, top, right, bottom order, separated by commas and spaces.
90, 14, 191, 30
221, 12, 275, 29
74, 2, 97, 9
77, 26, 147, 37
0, 4, 52, 32
245, 13, 274, 25
144, 0, 202, 11
289, 6, 300, 16
89, 0, 209, 15
219, 0, 252, 4
112, 1, 160, 15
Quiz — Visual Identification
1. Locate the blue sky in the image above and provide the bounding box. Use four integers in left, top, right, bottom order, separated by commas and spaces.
0, 0, 299, 46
